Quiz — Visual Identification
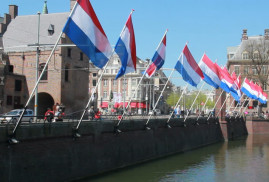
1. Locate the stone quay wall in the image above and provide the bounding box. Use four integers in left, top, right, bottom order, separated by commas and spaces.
0, 117, 246, 182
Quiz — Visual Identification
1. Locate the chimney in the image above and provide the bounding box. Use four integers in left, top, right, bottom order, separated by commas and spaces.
9, 5, 18, 19
241, 29, 248, 41
264, 29, 269, 40
70, 0, 76, 11
3, 13, 11, 25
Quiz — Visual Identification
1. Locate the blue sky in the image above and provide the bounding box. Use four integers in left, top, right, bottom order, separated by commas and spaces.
2, 0, 269, 88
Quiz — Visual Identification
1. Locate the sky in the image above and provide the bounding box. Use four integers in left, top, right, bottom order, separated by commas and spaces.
1, 0, 269, 89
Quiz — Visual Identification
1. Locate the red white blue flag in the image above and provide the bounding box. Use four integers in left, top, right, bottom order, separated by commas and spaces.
145, 30, 167, 78
241, 78, 256, 99
174, 45, 204, 87
115, 11, 136, 79
198, 53, 220, 88
63, 0, 112, 68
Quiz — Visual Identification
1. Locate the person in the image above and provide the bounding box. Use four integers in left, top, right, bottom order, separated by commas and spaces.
89, 106, 95, 120
94, 108, 101, 121
176, 105, 181, 118
44, 108, 54, 123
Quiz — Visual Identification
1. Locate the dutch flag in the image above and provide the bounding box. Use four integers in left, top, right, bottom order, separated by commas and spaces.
198, 53, 220, 89
174, 45, 204, 87
145, 30, 167, 78
115, 11, 136, 80
63, 0, 112, 69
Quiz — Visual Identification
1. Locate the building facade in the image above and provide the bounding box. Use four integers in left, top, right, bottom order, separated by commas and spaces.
2, 2, 89, 115
91, 54, 171, 115
227, 29, 269, 113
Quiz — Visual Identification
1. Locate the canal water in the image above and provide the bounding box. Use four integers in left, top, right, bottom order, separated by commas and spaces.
79, 134, 269, 182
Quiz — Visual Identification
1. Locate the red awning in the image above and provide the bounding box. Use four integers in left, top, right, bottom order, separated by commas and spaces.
131, 102, 137, 108
137, 102, 146, 108
114, 103, 119, 108
119, 102, 128, 107
101, 102, 108, 108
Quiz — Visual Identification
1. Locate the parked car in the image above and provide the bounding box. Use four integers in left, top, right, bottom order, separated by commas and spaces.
0, 109, 34, 124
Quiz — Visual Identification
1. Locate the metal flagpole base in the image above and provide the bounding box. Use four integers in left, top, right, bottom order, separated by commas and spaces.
165, 123, 171, 129
8, 134, 19, 144
114, 126, 122, 134
73, 128, 81, 138
144, 124, 151, 130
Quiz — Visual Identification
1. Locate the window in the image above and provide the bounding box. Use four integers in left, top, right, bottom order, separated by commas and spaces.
132, 79, 136, 85
131, 89, 135, 98
80, 52, 83, 61
253, 52, 259, 60
253, 100, 258, 107
15, 80, 22, 91
252, 67, 257, 75
261, 103, 268, 108
39, 63, 48, 80
103, 79, 108, 86
244, 66, 249, 74
262, 66, 267, 75
48, 24, 54, 36
67, 48, 72, 57
243, 100, 249, 107
234, 66, 239, 75
113, 80, 117, 86
92, 80, 96, 86
229, 54, 234, 59
234, 100, 238, 107
7, 95, 12, 105
65, 66, 69, 82
103, 91, 107, 98
242, 52, 249, 60
93, 73, 97, 77
263, 82, 267, 90
14, 96, 21, 109
8, 65, 13, 73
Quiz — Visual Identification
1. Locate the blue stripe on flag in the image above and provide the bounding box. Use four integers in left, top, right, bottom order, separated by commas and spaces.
115, 38, 128, 79
63, 18, 109, 68
203, 72, 219, 89
175, 61, 198, 87
152, 52, 165, 70
241, 87, 255, 99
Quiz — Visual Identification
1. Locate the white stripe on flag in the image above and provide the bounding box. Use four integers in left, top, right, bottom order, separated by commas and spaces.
71, 4, 111, 58
180, 53, 201, 85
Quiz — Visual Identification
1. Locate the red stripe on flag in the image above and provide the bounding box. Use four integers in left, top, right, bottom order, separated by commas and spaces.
126, 14, 136, 70
202, 54, 218, 76
183, 45, 204, 79
78, 0, 107, 37
162, 34, 166, 46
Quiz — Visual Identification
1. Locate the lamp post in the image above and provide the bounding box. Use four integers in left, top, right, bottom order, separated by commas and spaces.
34, 12, 40, 122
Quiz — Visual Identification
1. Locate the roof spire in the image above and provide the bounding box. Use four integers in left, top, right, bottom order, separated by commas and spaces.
43, 1, 48, 14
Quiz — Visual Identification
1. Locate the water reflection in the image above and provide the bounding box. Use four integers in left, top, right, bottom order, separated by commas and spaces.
78, 135, 269, 182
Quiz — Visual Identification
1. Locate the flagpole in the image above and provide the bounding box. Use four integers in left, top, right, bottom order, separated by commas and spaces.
184, 82, 206, 123
240, 98, 252, 117
74, 56, 113, 133
115, 29, 167, 131
207, 90, 224, 120
145, 69, 174, 127
166, 83, 188, 125
197, 87, 215, 121
216, 93, 230, 118
235, 96, 248, 118
10, 2, 79, 141
229, 93, 244, 119
115, 61, 151, 130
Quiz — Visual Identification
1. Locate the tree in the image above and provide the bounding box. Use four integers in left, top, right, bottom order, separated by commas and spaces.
245, 36, 269, 113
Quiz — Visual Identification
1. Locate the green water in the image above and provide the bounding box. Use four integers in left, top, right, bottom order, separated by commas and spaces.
79, 134, 269, 182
